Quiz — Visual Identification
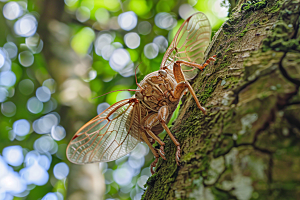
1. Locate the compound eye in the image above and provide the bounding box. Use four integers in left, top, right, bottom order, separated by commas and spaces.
135, 91, 143, 100
158, 70, 167, 78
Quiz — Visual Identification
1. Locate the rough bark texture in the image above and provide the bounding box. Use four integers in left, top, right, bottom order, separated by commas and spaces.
143, 0, 300, 199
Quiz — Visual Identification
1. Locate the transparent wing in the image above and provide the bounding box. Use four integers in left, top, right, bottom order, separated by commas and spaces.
161, 12, 211, 80
66, 98, 142, 164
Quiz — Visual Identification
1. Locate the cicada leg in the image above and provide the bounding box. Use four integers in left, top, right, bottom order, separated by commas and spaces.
140, 130, 160, 175
158, 105, 181, 166
198, 55, 217, 70
144, 114, 167, 160
172, 61, 212, 115
175, 55, 216, 71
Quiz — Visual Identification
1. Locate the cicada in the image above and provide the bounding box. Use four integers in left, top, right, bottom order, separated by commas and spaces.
66, 12, 216, 174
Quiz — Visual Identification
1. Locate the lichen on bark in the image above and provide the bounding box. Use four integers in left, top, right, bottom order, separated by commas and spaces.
142, 0, 300, 199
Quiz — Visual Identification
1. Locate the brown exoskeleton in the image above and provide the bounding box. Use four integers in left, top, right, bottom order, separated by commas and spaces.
66, 12, 216, 174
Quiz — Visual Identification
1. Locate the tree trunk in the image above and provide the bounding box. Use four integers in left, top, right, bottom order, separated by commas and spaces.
37, 0, 105, 199
143, 0, 300, 199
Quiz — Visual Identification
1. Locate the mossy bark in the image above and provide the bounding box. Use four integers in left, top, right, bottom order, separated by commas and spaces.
143, 0, 300, 199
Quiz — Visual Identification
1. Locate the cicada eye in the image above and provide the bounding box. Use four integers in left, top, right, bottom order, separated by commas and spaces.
158, 70, 167, 78
135, 91, 143, 100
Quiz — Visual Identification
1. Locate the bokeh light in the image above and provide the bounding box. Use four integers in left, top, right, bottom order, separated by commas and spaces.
76, 6, 90, 22
64, 0, 78, 7
0, 71, 16, 87
42, 192, 58, 200
137, 175, 148, 189
124, 32, 140, 49
34, 135, 58, 154
118, 62, 135, 77
0, 48, 5, 68
155, 12, 177, 30
71, 27, 95, 55
113, 166, 132, 186
19, 79, 34, 95
97, 102, 110, 115
3, 42, 18, 59
94, 32, 115, 56
118, 11, 137, 31
213, 0, 229, 18
95, 8, 110, 24
14, 14, 37, 37
104, 169, 114, 184
13, 119, 30, 136
0, 164, 27, 195
144, 43, 159, 59
3, 1, 23, 20
20, 159, 49, 185
102, 45, 115, 60
2, 145, 24, 166
153, 36, 168, 53
1, 101, 16, 117
43, 79, 56, 94
51, 125, 66, 141
33, 113, 59, 134
179, 4, 195, 19
138, 21, 152, 35
109, 48, 130, 72
0, 87, 8, 102
27, 97, 43, 114
18, 51, 34, 67
26, 35, 44, 54
36, 86, 51, 102
53, 162, 69, 180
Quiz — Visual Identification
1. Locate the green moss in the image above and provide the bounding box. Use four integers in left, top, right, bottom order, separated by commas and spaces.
190, 156, 211, 178
241, 0, 268, 12
227, 16, 240, 25
213, 135, 234, 157
262, 21, 299, 52
225, 48, 232, 53
223, 22, 234, 33
145, 173, 158, 187
265, 0, 282, 13
239, 28, 248, 37
219, 62, 229, 70
214, 59, 219, 65
198, 82, 218, 105
181, 152, 196, 162
211, 186, 233, 200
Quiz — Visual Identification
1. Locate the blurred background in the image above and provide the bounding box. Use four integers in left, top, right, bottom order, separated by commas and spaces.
0, 0, 229, 199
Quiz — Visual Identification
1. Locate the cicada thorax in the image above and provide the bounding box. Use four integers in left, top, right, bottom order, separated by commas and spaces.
136, 70, 177, 111
135, 70, 181, 136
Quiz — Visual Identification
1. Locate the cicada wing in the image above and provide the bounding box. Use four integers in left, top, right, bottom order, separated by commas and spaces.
66, 98, 142, 164
161, 12, 211, 80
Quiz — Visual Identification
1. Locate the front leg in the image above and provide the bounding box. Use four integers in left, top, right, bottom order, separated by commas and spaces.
175, 55, 216, 71
170, 56, 216, 115
139, 130, 160, 175
158, 105, 181, 166
144, 114, 167, 160
171, 68, 206, 115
